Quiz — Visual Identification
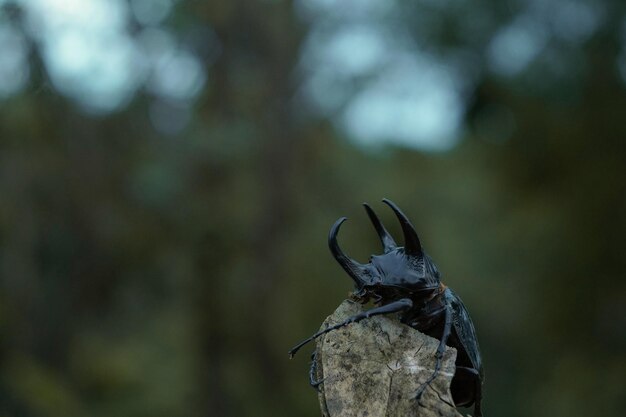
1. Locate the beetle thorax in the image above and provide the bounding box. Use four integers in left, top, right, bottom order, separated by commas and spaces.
370, 249, 426, 286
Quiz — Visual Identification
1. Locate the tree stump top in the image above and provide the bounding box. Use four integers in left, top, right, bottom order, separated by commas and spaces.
315, 299, 463, 417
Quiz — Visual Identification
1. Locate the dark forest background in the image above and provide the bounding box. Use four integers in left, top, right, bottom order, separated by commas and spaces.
1, 1, 625, 417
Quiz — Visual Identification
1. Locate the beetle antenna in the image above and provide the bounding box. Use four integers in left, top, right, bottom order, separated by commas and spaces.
328, 217, 367, 287
363, 203, 396, 253
382, 199, 422, 256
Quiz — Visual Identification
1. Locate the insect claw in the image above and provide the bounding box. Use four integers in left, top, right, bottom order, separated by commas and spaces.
310, 377, 326, 391
415, 384, 428, 402
309, 351, 325, 391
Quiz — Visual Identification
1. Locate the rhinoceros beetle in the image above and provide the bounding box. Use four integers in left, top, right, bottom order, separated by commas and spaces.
289, 199, 483, 417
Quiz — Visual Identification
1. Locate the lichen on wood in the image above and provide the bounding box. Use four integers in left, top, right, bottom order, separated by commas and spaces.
314, 300, 463, 417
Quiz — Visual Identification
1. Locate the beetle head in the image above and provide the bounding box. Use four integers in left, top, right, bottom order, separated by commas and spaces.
329, 199, 441, 297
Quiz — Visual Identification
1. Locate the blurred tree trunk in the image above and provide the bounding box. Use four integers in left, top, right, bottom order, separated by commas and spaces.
194, 2, 305, 416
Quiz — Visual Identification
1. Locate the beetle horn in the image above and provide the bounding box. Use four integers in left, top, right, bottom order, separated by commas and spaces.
328, 217, 367, 287
382, 199, 422, 256
363, 203, 396, 253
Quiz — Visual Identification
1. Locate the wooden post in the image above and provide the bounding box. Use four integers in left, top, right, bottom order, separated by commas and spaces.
314, 300, 463, 417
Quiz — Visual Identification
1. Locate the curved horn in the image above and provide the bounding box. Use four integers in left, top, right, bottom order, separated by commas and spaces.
328, 217, 367, 287
382, 199, 422, 256
363, 203, 396, 252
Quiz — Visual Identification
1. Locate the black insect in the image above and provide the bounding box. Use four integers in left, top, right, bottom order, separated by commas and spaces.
289, 199, 484, 417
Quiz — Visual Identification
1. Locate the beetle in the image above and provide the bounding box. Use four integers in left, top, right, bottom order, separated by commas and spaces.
289, 199, 484, 417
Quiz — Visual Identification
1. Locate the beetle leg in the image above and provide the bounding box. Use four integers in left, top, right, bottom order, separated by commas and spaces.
309, 351, 325, 390
474, 386, 483, 417
289, 298, 413, 358
451, 366, 482, 416
415, 303, 453, 401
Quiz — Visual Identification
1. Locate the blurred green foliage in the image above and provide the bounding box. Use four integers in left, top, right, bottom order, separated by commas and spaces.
1, 1, 626, 417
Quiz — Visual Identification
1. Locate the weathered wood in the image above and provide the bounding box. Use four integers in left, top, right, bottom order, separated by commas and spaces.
314, 300, 463, 417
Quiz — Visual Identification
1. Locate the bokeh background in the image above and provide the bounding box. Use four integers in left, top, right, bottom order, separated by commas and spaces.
1, 1, 625, 416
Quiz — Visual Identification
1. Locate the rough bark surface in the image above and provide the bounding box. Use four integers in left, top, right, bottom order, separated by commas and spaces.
314, 300, 463, 417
